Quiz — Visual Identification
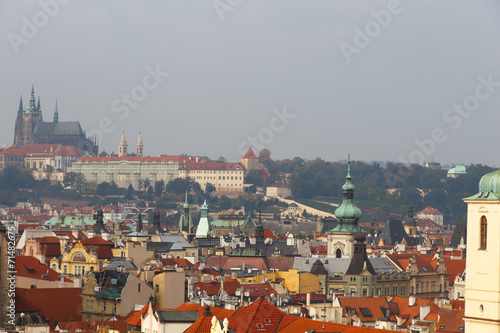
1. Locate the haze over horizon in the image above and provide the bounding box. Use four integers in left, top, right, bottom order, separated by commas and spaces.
2, 1, 500, 166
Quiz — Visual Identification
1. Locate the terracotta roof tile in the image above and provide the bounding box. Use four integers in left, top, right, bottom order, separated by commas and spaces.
418, 206, 443, 215
228, 298, 284, 333
436, 309, 464, 332
16, 287, 82, 330
16, 255, 70, 281
242, 148, 258, 159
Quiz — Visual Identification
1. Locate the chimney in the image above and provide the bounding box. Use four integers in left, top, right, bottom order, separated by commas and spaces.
306, 293, 311, 308
58, 274, 65, 288
231, 272, 238, 280
420, 304, 430, 319
223, 318, 229, 333
409, 295, 416, 307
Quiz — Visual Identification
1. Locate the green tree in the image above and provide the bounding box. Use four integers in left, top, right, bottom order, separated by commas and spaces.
219, 196, 231, 210
154, 180, 164, 196
124, 184, 135, 200
96, 182, 110, 195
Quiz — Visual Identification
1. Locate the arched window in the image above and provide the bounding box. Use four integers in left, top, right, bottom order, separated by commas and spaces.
480, 216, 487, 250
336, 248, 342, 258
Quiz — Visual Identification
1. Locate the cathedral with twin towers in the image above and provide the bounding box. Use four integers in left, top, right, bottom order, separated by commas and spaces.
13, 84, 98, 156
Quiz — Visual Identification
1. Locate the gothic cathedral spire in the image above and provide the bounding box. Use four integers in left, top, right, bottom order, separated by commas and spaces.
54, 99, 59, 123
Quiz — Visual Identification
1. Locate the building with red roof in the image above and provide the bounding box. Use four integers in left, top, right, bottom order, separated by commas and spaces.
15, 255, 73, 288
179, 161, 246, 194
182, 297, 398, 333
23, 235, 62, 264
417, 206, 444, 226
70, 154, 203, 189
417, 219, 445, 233
386, 254, 449, 300
333, 296, 396, 327
0, 146, 26, 171
241, 147, 259, 172
15, 287, 82, 330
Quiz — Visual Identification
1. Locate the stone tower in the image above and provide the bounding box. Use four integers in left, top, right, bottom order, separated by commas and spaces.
463, 169, 500, 332
14, 83, 43, 146
136, 132, 143, 157
118, 132, 128, 157
179, 191, 192, 235
241, 147, 259, 172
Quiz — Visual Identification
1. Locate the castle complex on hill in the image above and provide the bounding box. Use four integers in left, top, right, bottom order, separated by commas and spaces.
13, 84, 98, 156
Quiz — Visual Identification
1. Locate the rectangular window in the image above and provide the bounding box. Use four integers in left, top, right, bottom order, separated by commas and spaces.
480, 216, 487, 249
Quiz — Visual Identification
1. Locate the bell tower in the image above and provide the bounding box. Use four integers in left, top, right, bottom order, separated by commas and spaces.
463, 169, 500, 332
118, 132, 128, 157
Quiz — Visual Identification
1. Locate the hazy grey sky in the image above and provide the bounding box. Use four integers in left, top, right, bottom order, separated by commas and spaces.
2, 1, 500, 166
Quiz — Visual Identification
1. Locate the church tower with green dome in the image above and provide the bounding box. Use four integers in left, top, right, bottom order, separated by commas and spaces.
463, 168, 500, 333
327, 158, 364, 258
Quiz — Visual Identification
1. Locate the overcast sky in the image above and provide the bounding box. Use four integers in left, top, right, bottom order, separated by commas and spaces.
2, 1, 500, 166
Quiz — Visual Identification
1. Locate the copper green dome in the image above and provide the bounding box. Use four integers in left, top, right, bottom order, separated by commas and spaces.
464, 168, 500, 201
331, 158, 363, 233
479, 169, 500, 194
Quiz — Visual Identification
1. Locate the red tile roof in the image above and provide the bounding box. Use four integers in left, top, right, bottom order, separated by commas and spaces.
242, 148, 258, 159
25, 144, 61, 154
0, 146, 26, 155
55, 321, 94, 333
431, 259, 465, 285
253, 229, 276, 239
17, 223, 40, 232
79, 237, 114, 258
390, 296, 441, 322
228, 298, 284, 333
387, 254, 436, 273
16, 255, 70, 281
16, 287, 82, 330
266, 257, 294, 271
76, 155, 201, 164
54, 145, 82, 156
184, 305, 235, 333
163, 258, 195, 268
180, 162, 246, 171
450, 300, 465, 310
19, 215, 51, 223
436, 309, 464, 332
338, 297, 396, 322
418, 206, 443, 215
241, 283, 277, 297
194, 280, 241, 296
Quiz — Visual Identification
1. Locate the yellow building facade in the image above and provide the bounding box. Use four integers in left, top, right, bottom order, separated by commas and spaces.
50, 241, 109, 278
239, 269, 321, 294
464, 169, 500, 333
